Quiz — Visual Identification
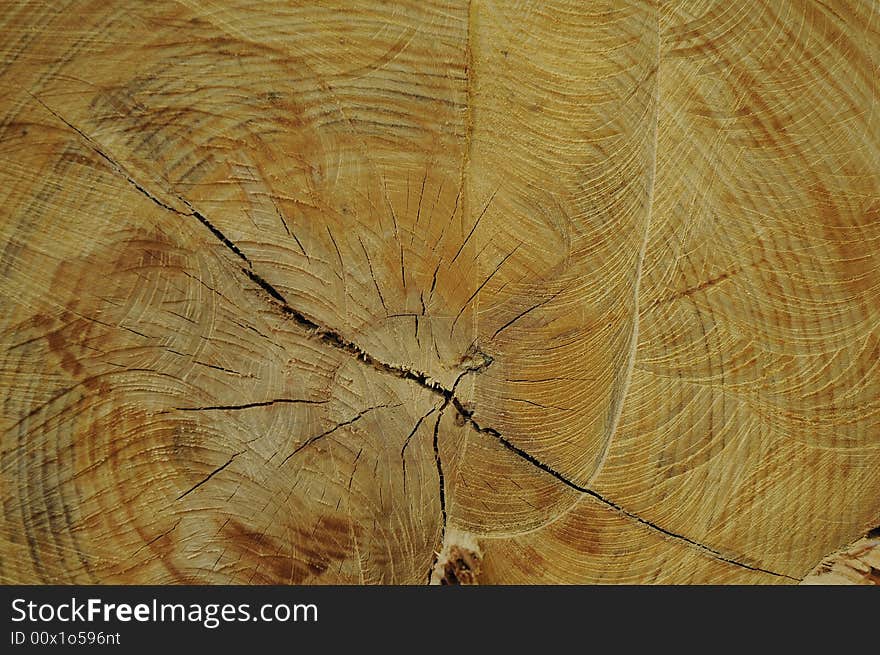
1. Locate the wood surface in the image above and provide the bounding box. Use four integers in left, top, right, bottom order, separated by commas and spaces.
1, 0, 878, 584
802, 530, 880, 585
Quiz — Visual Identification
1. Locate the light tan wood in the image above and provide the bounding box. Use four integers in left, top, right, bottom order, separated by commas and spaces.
802, 530, 880, 585
1, 0, 878, 584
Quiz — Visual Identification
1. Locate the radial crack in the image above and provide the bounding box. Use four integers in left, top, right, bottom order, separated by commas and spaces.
176, 451, 243, 501
427, 400, 451, 583
277, 404, 396, 467
450, 397, 798, 581
130, 519, 182, 558
401, 406, 439, 490
175, 398, 328, 412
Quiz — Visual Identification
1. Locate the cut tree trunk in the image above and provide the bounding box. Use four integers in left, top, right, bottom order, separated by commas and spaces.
1, 0, 878, 585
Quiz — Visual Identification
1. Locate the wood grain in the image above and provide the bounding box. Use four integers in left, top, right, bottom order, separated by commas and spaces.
802, 530, 880, 585
1, 0, 878, 584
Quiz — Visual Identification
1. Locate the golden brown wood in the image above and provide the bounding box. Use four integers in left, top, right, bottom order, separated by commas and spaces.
1, 0, 878, 584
